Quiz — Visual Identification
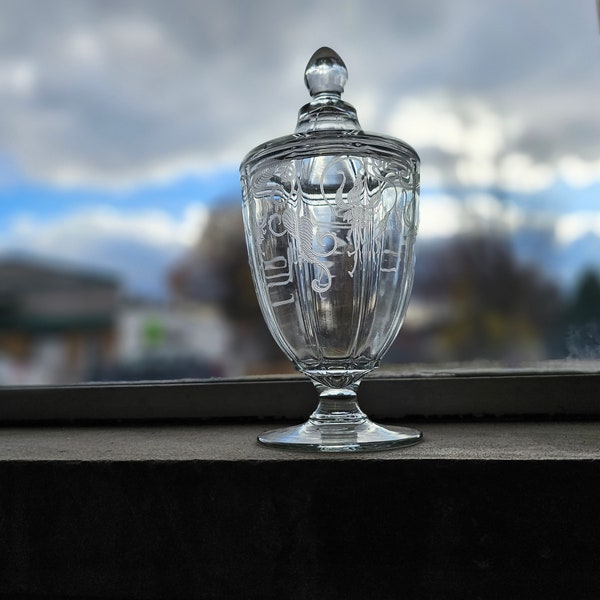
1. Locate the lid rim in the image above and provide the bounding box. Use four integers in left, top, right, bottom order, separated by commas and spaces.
240, 130, 420, 172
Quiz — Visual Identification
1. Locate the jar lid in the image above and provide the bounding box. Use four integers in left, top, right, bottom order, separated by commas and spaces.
241, 47, 418, 170
295, 47, 361, 133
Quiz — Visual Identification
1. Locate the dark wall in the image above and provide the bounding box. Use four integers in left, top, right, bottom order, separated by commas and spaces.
1, 459, 599, 599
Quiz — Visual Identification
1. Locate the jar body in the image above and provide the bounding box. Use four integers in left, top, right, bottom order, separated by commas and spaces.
241, 141, 419, 384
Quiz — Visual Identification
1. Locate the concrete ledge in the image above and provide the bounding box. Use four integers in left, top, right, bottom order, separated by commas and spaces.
0, 422, 600, 599
0, 421, 599, 461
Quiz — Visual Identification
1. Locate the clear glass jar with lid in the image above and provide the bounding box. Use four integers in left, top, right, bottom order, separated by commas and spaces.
240, 47, 420, 452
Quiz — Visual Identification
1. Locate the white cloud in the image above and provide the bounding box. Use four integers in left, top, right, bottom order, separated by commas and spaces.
498, 153, 555, 193
46, 155, 237, 191
418, 194, 464, 238
389, 99, 465, 155
8, 203, 208, 251
555, 212, 600, 246
389, 93, 600, 194
454, 156, 498, 188
558, 155, 600, 189
63, 31, 105, 67
0, 0, 598, 191
419, 192, 526, 239
0, 60, 37, 95
389, 96, 508, 159
2, 203, 208, 297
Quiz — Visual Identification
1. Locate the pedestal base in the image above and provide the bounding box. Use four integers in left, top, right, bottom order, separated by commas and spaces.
257, 419, 422, 453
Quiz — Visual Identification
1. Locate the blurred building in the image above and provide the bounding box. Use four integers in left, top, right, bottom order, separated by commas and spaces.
84, 300, 228, 382
0, 257, 119, 384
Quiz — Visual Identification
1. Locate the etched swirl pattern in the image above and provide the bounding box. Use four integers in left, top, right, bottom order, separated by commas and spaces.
242, 154, 418, 373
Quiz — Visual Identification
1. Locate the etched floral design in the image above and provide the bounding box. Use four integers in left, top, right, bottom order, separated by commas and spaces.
247, 155, 417, 302
268, 207, 337, 293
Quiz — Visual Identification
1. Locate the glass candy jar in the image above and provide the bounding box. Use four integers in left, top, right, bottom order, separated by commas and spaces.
240, 47, 421, 451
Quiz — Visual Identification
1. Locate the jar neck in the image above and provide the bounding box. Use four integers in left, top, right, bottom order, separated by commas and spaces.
295, 92, 362, 133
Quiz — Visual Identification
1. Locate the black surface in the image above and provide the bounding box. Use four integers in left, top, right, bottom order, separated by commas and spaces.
0, 459, 599, 599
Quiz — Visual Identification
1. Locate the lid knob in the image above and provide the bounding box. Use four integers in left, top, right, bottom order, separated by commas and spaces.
304, 47, 348, 97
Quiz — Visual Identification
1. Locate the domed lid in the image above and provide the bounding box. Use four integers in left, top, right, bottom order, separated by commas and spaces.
241, 47, 418, 169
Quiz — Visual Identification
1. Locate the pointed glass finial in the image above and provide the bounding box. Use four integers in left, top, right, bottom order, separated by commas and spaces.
304, 47, 348, 97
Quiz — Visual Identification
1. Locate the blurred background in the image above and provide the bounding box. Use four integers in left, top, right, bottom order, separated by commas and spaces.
0, 0, 599, 385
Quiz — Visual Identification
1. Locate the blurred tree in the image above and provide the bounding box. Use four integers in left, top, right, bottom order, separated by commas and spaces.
565, 269, 600, 325
564, 269, 600, 359
172, 208, 567, 369
414, 234, 563, 362
169, 202, 289, 374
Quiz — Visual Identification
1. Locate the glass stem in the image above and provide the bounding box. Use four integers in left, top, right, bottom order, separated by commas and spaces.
309, 383, 367, 426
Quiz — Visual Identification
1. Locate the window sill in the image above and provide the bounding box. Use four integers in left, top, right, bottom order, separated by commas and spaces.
1, 420, 599, 599
0, 420, 598, 461
1, 372, 599, 599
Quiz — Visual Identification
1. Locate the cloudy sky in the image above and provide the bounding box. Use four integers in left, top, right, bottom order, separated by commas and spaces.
0, 0, 599, 296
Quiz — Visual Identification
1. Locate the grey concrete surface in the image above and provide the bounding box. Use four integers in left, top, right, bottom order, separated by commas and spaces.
1, 421, 600, 599
0, 421, 598, 461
